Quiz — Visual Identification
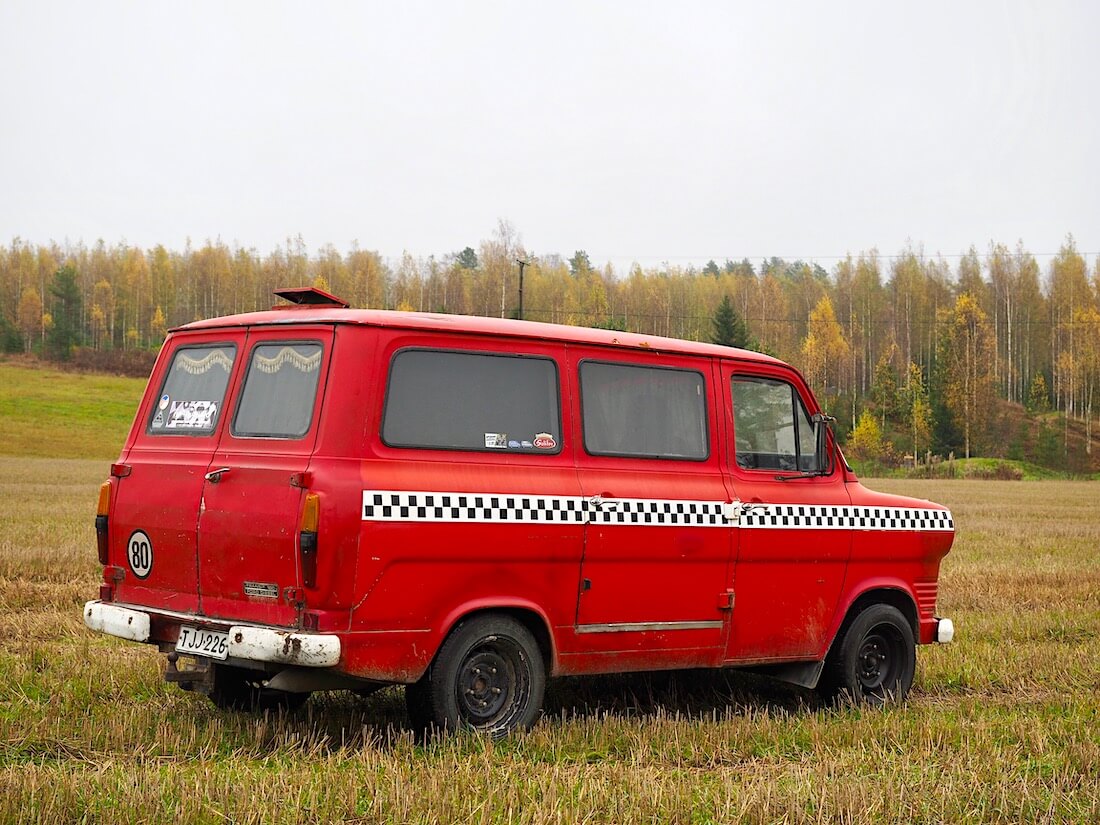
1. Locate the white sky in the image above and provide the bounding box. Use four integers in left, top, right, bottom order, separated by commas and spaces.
1, 1, 1097, 274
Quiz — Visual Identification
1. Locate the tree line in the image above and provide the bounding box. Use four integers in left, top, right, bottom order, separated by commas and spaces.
1, 227, 1098, 468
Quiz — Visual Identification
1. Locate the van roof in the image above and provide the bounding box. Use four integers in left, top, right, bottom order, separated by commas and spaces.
174, 307, 782, 364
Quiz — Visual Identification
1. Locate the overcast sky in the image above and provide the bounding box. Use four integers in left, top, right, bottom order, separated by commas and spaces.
1, 1, 1097, 274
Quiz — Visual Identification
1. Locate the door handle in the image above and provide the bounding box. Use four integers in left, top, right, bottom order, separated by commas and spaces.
588, 494, 618, 512
204, 467, 231, 483
722, 501, 769, 522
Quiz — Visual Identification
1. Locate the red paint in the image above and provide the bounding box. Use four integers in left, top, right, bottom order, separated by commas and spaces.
97, 307, 954, 686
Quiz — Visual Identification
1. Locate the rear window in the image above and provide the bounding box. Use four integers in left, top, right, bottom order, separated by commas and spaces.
232, 343, 324, 439
149, 344, 236, 435
580, 361, 709, 460
382, 349, 561, 453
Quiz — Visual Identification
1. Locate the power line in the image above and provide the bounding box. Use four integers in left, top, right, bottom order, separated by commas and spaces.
517, 306, 1100, 329
583, 251, 1100, 263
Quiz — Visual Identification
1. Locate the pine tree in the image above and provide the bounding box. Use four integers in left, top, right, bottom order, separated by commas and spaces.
47, 265, 82, 360
711, 295, 752, 349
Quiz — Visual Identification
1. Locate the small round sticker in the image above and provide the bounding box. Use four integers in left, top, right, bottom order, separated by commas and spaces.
127, 530, 153, 579
533, 432, 556, 450
158, 394, 170, 410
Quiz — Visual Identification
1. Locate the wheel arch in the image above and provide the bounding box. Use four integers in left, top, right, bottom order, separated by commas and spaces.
435, 600, 557, 675
826, 585, 919, 657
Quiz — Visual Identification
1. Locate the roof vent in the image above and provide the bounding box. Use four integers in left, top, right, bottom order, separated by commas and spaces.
272, 286, 350, 308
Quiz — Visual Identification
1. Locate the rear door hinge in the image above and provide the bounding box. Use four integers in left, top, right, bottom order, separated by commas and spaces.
284, 586, 306, 608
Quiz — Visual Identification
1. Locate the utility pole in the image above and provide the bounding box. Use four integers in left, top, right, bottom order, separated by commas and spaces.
515, 258, 529, 320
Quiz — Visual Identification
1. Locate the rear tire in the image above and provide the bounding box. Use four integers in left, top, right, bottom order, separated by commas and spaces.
818, 604, 915, 706
406, 615, 545, 737
208, 664, 310, 712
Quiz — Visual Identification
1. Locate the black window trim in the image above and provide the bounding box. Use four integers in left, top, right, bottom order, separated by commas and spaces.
730, 373, 825, 475
578, 358, 711, 462
145, 341, 238, 438
380, 346, 564, 456
229, 338, 326, 440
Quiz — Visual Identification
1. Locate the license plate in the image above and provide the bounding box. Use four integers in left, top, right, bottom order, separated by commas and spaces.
176, 625, 230, 660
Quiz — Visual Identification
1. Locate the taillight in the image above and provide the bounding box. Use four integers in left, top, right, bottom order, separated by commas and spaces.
300, 492, 320, 588
96, 481, 112, 564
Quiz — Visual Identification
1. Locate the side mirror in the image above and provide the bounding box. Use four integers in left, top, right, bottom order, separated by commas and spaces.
812, 413, 835, 474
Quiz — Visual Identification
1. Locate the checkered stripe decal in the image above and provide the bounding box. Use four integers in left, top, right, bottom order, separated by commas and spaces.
361, 491, 724, 526
740, 505, 954, 532
362, 491, 953, 532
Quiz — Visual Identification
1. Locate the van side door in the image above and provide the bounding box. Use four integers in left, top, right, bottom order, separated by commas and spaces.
196, 326, 335, 627
719, 362, 853, 662
567, 347, 732, 663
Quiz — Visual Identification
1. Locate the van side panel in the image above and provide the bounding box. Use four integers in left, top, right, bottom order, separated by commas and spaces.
345, 330, 583, 680
841, 482, 953, 648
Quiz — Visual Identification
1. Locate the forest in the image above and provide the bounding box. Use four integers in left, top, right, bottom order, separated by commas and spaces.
1, 227, 1098, 473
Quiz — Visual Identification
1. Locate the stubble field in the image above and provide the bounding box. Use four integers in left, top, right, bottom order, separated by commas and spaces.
1, 443, 1098, 821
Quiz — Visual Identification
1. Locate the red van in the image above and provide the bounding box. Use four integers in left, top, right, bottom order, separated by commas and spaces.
85, 287, 954, 734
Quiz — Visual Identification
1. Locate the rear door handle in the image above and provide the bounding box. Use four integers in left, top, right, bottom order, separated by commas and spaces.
204, 467, 231, 483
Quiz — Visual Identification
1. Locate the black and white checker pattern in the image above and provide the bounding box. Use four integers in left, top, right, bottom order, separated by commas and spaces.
362, 491, 953, 532
361, 491, 724, 526
740, 504, 954, 532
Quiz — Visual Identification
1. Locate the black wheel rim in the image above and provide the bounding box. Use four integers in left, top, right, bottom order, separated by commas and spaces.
456, 638, 529, 728
856, 626, 900, 695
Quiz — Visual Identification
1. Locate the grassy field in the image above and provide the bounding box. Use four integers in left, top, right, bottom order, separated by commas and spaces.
1, 455, 1097, 823
0, 361, 143, 460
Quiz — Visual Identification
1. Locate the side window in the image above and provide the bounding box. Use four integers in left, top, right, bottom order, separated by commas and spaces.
382, 349, 561, 453
232, 343, 324, 439
149, 345, 236, 435
581, 361, 708, 460
731, 376, 819, 472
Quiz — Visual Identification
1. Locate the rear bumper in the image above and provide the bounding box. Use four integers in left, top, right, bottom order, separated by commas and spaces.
83, 600, 341, 668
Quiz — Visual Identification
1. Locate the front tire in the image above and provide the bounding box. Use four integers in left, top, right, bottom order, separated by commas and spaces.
819, 604, 916, 705
406, 615, 545, 736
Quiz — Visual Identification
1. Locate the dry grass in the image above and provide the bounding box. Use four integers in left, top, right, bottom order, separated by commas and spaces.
2, 460, 1099, 823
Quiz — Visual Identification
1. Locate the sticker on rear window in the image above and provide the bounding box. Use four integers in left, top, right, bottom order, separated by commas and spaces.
533, 432, 556, 450
166, 400, 218, 430
484, 433, 508, 449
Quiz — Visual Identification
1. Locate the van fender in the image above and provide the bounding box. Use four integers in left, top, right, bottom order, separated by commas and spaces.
820, 578, 919, 661
433, 597, 558, 675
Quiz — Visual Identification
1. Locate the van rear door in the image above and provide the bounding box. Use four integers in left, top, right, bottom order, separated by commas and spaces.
111, 335, 243, 613
195, 326, 334, 627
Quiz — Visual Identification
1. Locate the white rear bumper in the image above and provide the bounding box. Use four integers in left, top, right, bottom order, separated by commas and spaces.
83, 601, 341, 667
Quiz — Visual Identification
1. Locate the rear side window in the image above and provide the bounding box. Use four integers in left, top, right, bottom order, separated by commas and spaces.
232, 343, 324, 439
731, 376, 819, 472
580, 361, 708, 460
382, 349, 561, 453
149, 344, 237, 435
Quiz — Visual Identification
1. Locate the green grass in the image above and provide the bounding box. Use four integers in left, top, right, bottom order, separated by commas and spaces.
0, 360, 143, 460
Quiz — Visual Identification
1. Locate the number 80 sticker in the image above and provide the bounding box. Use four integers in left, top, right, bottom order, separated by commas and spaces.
127, 530, 153, 579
